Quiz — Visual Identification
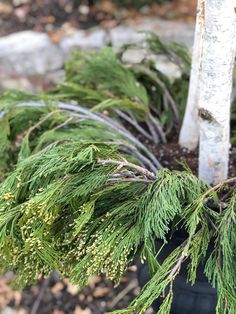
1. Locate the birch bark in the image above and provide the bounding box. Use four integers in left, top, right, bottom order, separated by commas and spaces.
179, 0, 204, 150
198, 0, 236, 184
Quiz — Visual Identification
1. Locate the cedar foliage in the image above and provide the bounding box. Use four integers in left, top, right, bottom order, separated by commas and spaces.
0, 33, 236, 313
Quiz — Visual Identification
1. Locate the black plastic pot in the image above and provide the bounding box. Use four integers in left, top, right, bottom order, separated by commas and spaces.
137, 230, 217, 314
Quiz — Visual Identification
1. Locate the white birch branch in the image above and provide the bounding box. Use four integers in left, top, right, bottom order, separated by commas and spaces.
179, 0, 204, 150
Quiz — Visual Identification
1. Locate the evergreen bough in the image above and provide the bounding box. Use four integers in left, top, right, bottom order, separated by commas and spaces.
0, 33, 235, 313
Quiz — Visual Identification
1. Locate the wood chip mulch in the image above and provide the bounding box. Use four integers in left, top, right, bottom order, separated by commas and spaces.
0, 266, 153, 314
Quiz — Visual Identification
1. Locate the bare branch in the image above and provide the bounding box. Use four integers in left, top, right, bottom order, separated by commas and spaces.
115, 109, 154, 142
107, 178, 153, 184
97, 158, 156, 180
168, 255, 185, 279
133, 65, 180, 124
12, 101, 162, 170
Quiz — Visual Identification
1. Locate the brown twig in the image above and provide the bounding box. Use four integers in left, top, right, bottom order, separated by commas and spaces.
109, 279, 138, 308
107, 178, 153, 184
103, 140, 157, 173
30, 279, 49, 314
97, 158, 156, 180
53, 116, 74, 130
203, 177, 236, 197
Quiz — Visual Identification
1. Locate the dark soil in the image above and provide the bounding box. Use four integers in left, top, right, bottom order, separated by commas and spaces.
155, 141, 236, 177
156, 141, 198, 173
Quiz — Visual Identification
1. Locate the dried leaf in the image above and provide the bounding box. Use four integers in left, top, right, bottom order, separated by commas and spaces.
51, 282, 64, 294
93, 287, 110, 298
87, 276, 101, 288
18, 308, 28, 314
66, 283, 79, 295
53, 310, 64, 314
74, 306, 91, 314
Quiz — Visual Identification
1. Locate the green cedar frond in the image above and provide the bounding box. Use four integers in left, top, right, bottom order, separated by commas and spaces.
157, 291, 173, 314
53, 82, 106, 104
0, 90, 38, 110
109, 244, 184, 314
187, 224, 212, 285
111, 228, 211, 314
142, 244, 161, 276
166, 42, 191, 72
0, 34, 236, 314
0, 116, 10, 175
0, 138, 235, 313
204, 191, 236, 313
146, 32, 191, 73
92, 98, 148, 120
65, 47, 149, 106
138, 169, 206, 240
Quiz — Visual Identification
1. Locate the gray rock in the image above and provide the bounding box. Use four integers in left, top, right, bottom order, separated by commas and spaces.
0, 18, 194, 91
122, 48, 147, 64
60, 28, 108, 56
0, 31, 64, 76
0, 307, 17, 314
122, 49, 181, 82
109, 18, 194, 49
0, 70, 65, 92
45, 69, 65, 85
60, 18, 194, 55
0, 77, 35, 92
132, 17, 194, 48
154, 55, 182, 81
109, 25, 146, 48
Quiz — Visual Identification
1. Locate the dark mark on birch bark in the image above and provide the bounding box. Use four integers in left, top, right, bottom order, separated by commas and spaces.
198, 108, 216, 123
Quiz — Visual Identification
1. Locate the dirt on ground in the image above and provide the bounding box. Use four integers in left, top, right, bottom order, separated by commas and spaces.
155, 140, 236, 177
0, 0, 196, 37
141, 122, 236, 177
0, 267, 146, 314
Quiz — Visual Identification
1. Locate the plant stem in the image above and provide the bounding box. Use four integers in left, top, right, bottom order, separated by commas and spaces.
133, 65, 180, 124
203, 176, 236, 197
97, 158, 156, 180
14, 101, 162, 170
115, 109, 154, 142
26, 110, 62, 136
107, 178, 153, 184
168, 255, 185, 279
104, 140, 157, 173
149, 114, 167, 143
146, 118, 160, 144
